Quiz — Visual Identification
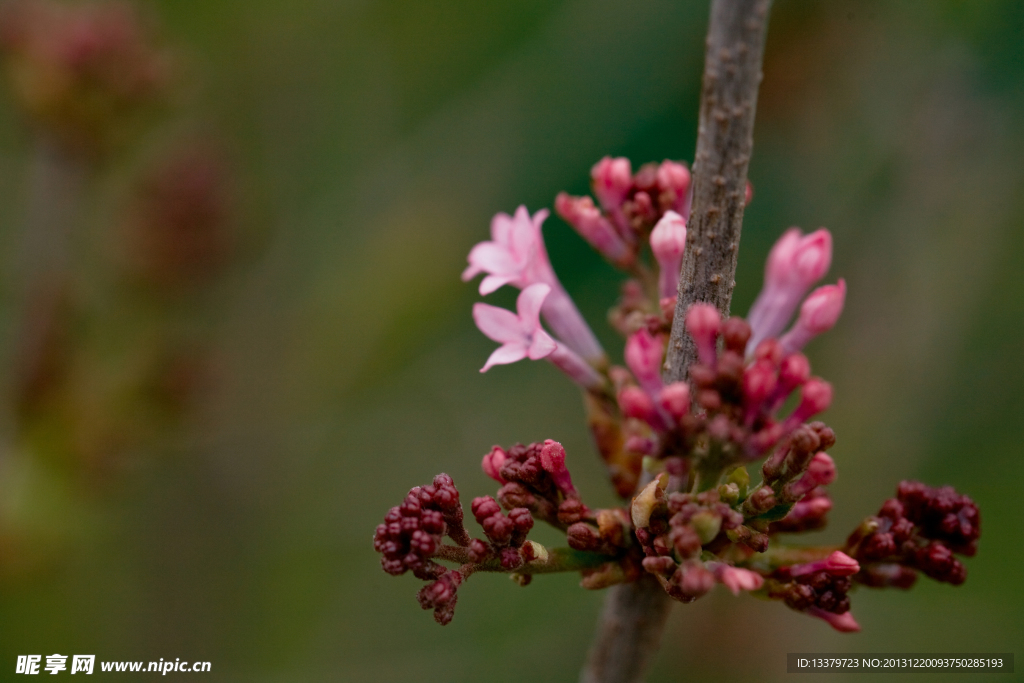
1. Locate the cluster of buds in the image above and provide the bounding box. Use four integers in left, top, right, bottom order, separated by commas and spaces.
0, 0, 170, 153
847, 481, 980, 588
375, 445, 631, 623
378, 155, 981, 632
373, 474, 471, 624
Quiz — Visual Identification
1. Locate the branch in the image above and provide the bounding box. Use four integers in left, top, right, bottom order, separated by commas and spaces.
436, 544, 618, 575
581, 2, 773, 681
665, 0, 772, 383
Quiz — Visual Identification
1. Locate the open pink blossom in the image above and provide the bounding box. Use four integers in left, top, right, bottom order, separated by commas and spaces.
473, 284, 604, 389
462, 206, 554, 296
463, 205, 604, 362
473, 284, 557, 371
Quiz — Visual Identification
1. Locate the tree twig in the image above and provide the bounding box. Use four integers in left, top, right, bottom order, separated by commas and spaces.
580, 2, 772, 681
665, 0, 772, 382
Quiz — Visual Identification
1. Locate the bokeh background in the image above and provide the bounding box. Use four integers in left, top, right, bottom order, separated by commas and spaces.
0, 0, 1020, 680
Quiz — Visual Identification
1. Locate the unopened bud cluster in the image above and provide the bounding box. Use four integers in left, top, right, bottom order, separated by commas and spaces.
847, 481, 980, 588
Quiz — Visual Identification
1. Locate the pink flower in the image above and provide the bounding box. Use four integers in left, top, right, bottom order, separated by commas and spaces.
709, 563, 764, 595
473, 284, 604, 390
462, 206, 553, 296
649, 211, 687, 299
463, 205, 604, 362
554, 192, 632, 266
782, 378, 833, 432
746, 228, 833, 354
473, 284, 557, 371
779, 279, 846, 354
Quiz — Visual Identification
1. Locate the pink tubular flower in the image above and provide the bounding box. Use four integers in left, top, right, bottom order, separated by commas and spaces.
746, 228, 833, 355
481, 446, 508, 484
779, 279, 846, 354
540, 439, 579, 499
462, 206, 604, 362
649, 211, 687, 300
625, 329, 666, 400
709, 563, 764, 595
554, 192, 632, 266
474, 284, 557, 371
473, 284, 604, 390
685, 303, 721, 367
808, 607, 861, 633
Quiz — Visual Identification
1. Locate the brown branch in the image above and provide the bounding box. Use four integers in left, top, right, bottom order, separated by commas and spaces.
580, 2, 773, 681
665, 0, 772, 383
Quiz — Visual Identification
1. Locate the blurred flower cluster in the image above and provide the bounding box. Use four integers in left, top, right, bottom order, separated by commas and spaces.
0, 0, 239, 576
376, 156, 980, 630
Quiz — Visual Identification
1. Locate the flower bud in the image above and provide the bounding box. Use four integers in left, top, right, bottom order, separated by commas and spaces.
658, 382, 691, 421
481, 446, 508, 484
685, 303, 721, 367
591, 156, 633, 210
649, 211, 687, 299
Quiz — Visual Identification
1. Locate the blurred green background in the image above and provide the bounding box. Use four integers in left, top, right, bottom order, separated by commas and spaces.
0, 0, 1021, 680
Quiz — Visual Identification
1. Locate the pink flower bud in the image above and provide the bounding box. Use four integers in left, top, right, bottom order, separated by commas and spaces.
685, 303, 721, 367
784, 378, 833, 430
791, 229, 833, 286
649, 211, 687, 299
540, 439, 579, 499
742, 359, 778, 410
554, 192, 632, 266
788, 549, 858, 579
787, 452, 837, 499
591, 156, 633, 211
481, 446, 508, 484
824, 550, 860, 576
744, 180, 753, 206
809, 607, 861, 633
618, 386, 663, 429
778, 353, 810, 390
780, 279, 846, 353
656, 160, 691, 214
746, 228, 834, 355
712, 564, 764, 595
658, 382, 691, 421
625, 328, 665, 399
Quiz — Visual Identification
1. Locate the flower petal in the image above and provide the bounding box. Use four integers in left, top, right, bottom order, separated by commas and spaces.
467, 242, 517, 278
481, 343, 527, 372
473, 303, 525, 343
516, 283, 551, 330
480, 274, 515, 295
